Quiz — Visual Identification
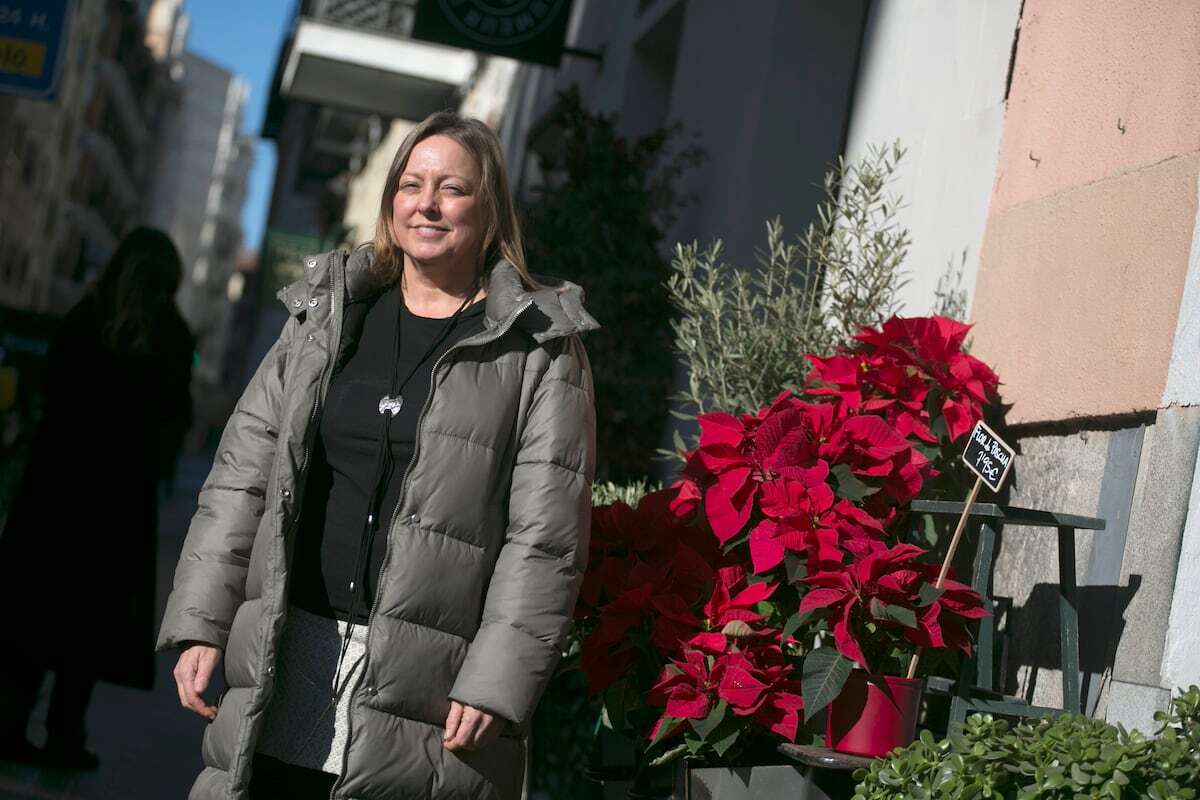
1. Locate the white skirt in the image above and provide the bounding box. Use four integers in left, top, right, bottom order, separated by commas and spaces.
256, 604, 368, 775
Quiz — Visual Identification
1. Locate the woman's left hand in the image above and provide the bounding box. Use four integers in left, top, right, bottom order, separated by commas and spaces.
442, 700, 502, 752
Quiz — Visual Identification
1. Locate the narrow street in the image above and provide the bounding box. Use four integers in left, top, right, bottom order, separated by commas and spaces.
1, 451, 217, 800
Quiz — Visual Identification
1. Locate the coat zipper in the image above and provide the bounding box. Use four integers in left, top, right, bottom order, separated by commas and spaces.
327, 297, 534, 800
244, 253, 346, 794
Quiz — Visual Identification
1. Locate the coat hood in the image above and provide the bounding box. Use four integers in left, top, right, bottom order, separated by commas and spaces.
278, 247, 600, 343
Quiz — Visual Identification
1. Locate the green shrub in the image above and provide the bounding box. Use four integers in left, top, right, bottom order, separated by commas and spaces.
852, 686, 1200, 799
591, 479, 661, 508
522, 86, 704, 482
666, 142, 910, 424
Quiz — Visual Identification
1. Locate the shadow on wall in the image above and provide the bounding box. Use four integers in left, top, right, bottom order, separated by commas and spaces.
996, 576, 1142, 710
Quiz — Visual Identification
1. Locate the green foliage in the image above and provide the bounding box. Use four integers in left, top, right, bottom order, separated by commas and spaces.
667, 142, 910, 422
852, 686, 1200, 799
801, 647, 854, 722
934, 249, 970, 323
592, 479, 661, 508
522, 86, 705, 482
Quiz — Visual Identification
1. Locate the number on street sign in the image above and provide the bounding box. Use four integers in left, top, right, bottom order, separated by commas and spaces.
961, 420, 1014, 493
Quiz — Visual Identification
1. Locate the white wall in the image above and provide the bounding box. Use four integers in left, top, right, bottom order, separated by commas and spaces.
501, 0, 869, 270
841, 0, 1022, 316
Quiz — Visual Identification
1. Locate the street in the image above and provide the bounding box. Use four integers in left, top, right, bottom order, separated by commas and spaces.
0, 451, 217, 800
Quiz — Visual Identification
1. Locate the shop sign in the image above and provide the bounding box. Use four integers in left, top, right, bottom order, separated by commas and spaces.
0, 0, 72, 101
962, 420, 1014, 493
411, 0, 575, 67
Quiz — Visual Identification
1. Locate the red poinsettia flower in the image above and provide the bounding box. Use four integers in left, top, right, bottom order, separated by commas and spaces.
798, 542, 929, 668
650, 592, 703, 654
648, 644, 807, 744
753, 684, 806, 741
853, 315, 970, 365
703, 565, 777, 628
748, 478, 840, 574
805, 353, 876, 410
581, 583, 654, 694
648, 649, 716, 739
879, 445, 936, 505
818, 414, 912, 478
682, 403, 835, 544
852, 316, 1000, 442
904, 576, 989, 655
714, 645, 805, 741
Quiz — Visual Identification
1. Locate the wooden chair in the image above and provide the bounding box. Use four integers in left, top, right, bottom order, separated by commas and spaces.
911, 501, 1106, 725
776, 501, 1107, 787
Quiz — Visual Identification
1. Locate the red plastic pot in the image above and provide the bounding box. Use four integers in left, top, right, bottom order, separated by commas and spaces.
825, 671, 923, 758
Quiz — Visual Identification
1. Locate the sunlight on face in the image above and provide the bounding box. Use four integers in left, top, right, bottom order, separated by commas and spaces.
391, 135, 485, 271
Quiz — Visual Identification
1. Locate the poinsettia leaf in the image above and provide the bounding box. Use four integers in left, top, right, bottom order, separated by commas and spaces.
802, 647, 854, 721
916, 443, 941, 461
782, 610, 812, 642
603, 683, 628, 731
921, 513, 939, 547
722, 620, 754, 638
710, 722, 741, 757
722, 531, 750, 555
648, 742, 690, 767
784, 551, 807, 584
649, 715, 681, 747
689, 699, 727, 740
831, 463, 879, 502
870, 599, 918, 629
918, 583, 946, 607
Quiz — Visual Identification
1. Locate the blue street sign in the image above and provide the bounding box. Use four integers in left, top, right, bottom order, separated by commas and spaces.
0, 0, 72, 100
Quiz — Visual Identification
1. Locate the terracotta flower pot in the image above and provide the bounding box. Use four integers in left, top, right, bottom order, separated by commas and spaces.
825, 671, 923, 758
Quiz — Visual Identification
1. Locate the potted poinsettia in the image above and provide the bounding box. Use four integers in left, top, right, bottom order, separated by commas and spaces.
573, 316, 1000, 791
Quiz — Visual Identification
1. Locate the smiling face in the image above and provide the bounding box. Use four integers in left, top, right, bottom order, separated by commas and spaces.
389, 134, 486, 273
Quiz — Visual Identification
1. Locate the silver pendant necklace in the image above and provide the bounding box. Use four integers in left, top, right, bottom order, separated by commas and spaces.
378, 395, 404, 416
376, 282, 477, 418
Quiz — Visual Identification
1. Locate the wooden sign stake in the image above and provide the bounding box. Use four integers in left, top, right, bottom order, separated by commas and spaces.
905, 420, 1013, 680
906, 474, 982, 679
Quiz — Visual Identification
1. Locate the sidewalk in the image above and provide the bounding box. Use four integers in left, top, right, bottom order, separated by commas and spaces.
0, 451, 217, 800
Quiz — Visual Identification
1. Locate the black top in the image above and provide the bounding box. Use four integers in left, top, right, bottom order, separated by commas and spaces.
290, 285, 486, 623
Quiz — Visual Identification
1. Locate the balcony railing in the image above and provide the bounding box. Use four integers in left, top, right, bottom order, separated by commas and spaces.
307, 0, 417, 38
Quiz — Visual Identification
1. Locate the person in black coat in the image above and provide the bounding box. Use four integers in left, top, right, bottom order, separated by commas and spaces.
0, 227, 194, 769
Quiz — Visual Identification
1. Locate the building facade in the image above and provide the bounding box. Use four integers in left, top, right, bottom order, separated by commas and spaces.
250, 0, 1200, 729
143, 49, 252, 385
0, 0, 169, 314
838, 0, 1200, 730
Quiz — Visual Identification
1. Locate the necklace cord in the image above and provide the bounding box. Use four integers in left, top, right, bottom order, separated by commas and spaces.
329, 277, 482, 696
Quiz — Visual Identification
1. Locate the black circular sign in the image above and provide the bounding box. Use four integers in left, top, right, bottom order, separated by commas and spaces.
436, 0, 568, 47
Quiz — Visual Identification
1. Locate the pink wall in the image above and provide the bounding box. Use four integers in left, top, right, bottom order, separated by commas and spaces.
971, 0, 1200, 424
991, 0, 1200, 216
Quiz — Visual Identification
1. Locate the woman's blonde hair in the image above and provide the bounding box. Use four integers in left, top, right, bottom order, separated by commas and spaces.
372, 111, 533, 287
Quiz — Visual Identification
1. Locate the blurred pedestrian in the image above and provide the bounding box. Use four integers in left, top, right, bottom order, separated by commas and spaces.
0, 227, 194, 768
158, 112, 597, 800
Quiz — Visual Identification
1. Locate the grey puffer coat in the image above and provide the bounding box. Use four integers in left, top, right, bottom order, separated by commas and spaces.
156, 247, 598, 799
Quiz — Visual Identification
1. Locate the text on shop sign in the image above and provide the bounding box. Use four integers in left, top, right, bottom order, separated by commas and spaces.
961, 420, 1014, 493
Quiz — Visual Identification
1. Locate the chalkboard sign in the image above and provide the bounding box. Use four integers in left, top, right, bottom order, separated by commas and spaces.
961, 420, 1014, 493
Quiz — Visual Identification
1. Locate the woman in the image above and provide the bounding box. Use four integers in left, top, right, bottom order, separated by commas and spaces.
157, 112, 597, 799
0, 227, 193, 768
